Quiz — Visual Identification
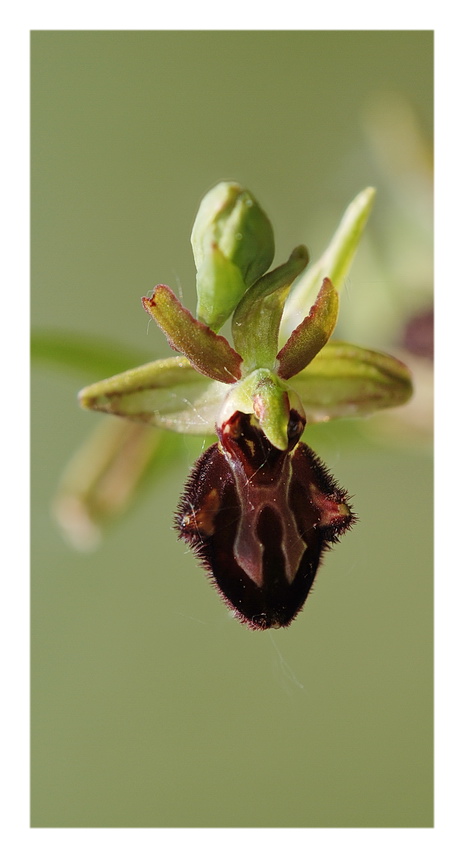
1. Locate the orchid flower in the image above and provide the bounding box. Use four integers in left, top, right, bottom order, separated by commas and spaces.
57, 182, 413, 629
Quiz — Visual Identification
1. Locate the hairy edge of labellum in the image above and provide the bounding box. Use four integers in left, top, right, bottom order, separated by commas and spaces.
174, 411, 355, 630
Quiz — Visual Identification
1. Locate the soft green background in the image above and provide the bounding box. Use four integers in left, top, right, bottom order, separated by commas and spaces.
31, 31, 433, 828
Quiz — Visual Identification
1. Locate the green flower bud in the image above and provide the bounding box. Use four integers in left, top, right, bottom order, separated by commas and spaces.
192, 181, 275, 330
193, 244, 249, 333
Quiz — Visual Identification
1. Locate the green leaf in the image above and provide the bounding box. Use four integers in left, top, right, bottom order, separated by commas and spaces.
79, 355, 226, 435
142, 285, 242, 384
31, 330, 151, 379
276, 277, 339, 379
281, 187, 376, 338
290, 341, 413, 423
231, 245, 309, 372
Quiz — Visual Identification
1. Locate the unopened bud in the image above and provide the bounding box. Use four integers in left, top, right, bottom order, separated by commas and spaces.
192, 182, 275, 330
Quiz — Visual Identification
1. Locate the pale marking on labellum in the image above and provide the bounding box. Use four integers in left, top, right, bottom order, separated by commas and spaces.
225, 448, 306, 588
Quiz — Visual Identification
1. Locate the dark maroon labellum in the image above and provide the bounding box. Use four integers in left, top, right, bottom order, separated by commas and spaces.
175, 410, 354, 630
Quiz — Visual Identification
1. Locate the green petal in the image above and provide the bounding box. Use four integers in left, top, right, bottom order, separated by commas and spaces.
276, 277, 339, 379
290, 341, 413, 422
79, 355, 227, 434
142, 285, 242, 383
281, 187, 376, 338
232, 245, 309, 373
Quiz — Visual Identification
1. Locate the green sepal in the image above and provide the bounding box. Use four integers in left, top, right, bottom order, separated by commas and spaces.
232, 245, 309, 373
195, 244, 248, 332
79, 355, 227, 435
281, 187, 376, 338
276, 277, 339, 379
290, 341, 413, 423
142, 285, 242, 384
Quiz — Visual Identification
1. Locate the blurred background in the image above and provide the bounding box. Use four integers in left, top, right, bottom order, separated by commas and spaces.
31, 31, 433, 828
